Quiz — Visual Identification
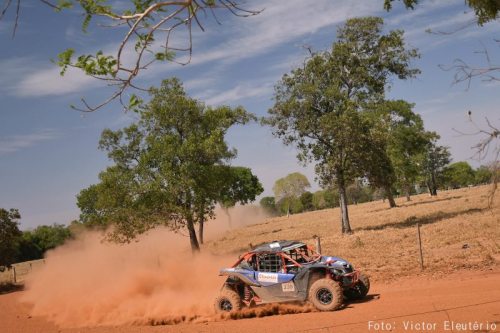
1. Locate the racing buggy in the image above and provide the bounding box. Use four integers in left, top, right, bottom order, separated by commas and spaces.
214, 240, 370, 313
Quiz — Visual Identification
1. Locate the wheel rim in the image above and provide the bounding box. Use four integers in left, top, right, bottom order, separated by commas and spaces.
219, 298, 233, 311
316, 288, 333, 305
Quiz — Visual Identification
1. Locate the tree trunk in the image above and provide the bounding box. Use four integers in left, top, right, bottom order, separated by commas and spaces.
428, 173, 438, 196
224, 207, 232, 229
186, 217, 200, 253
385, 185, 397, 208
337, 176, 352, 234
405, 184, 412, 202
198, 216, 204, 245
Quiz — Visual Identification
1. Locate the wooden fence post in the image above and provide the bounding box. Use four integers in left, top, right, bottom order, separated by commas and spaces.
315, 236, 322, 254
417, 223, 424, 270
13, 266, 17, 284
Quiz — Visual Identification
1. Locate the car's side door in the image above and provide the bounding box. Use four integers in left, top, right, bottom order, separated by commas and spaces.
254, 253, 299, 300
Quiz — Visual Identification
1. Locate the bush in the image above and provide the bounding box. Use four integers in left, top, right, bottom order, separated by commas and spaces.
259, 196, 277, 216
300, 191, 314, 211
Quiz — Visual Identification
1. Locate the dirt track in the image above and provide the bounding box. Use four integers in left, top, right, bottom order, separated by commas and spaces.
1, 269, 499, 333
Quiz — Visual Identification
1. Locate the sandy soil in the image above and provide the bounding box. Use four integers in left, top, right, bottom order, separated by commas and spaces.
2, 269, 499, 333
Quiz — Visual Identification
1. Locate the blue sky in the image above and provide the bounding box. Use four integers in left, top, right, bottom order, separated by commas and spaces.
0, 0, 499, 229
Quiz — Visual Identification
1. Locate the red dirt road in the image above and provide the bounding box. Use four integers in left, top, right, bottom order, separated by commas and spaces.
1, 269, 499, 333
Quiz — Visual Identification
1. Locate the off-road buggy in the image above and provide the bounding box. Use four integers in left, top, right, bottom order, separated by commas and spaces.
214, 240, 369, 313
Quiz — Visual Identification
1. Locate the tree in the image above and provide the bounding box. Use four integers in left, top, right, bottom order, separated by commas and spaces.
266, 17, 419, 233
78, 78, 253, 252
384, 0, 499, 25
0, 208, 22, 267
475, 165, 493, 184
380, 100, 435, 201
76, 184, 108, 228
272, 172, 310, 216
300, 191, 314, 211
346, 180, 373, 205
312, 188, 339, 210
260, 196, 277, 216
422, 139, 451, 196
217, 166, 263, 230
0, 0, 260, 112
385, 1, 500, 203
443, 161, 476, 189
18, 224, 72, 261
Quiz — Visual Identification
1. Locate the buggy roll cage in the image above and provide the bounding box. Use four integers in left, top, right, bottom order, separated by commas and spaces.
231, 244, 322, 274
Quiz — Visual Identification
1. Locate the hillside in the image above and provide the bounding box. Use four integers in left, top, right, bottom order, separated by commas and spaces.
207, 185, 500, 282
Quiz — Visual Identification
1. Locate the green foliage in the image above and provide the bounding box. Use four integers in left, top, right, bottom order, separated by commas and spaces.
219, 167, 264, 209
312, 189, 339, 210
421, 139, 451, 195
276, 196, 303, 215
56, 48, 75, 75
272, 172, 310, 201
383, 0, 417, 11
77, 78, 254, 251
346, 181, 373, 204
443, 162, 476, 188
475, 165, 493, 184
266, 17, 419, 232
384, 0, 499, 25
18, 224, 72, 261
0, 208, 22, 267
376, 100, 435, 199
300, 191, 314, 211
259, 196, 277, 216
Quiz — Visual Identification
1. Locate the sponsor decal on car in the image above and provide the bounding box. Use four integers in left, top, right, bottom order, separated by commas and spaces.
281, 281, 295, 292
257, 272, 278, 283
269, 242, 280, 248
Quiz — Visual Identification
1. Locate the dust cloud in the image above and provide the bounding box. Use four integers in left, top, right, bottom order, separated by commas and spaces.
21, 206, 267, 327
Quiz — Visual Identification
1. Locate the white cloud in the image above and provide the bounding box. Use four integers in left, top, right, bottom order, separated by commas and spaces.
204, 82, 272, 105
184, 0, 381, 67
16, 66, 97, 97
0, 56, 99, 97
0, 129, 60, 155
183, 77, 216, 91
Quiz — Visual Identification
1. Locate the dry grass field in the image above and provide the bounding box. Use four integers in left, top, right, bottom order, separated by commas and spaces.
207, 185, 500, 282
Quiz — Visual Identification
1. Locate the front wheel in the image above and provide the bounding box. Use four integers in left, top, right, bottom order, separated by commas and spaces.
308, 278, 343, 311
214, 288, 242, 313
344, 273, 370, 300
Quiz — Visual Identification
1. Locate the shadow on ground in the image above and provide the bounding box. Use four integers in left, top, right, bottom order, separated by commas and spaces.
0, 282, 24, 295
346, 293, 380, 305
368, 195, 463, 213
356, 207, 485, 232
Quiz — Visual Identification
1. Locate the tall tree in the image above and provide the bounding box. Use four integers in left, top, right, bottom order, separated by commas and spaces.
259, 197, 277, 216
475, 165, 493, 184
0, 208, 22, 267
422, 139, 451, 196
78, 78, 253, 252
266, 17, 419, 233
376, 100, 435, 201
273, 172, 310, 216
217, 166, 264, 230
444, 161, 476, 189
18, 224, 72, 261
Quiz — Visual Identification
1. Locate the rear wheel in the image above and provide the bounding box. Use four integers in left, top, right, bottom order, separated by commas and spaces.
344, 273, 370, 300
308, 278, 343, 311
214, 288, 242, 313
